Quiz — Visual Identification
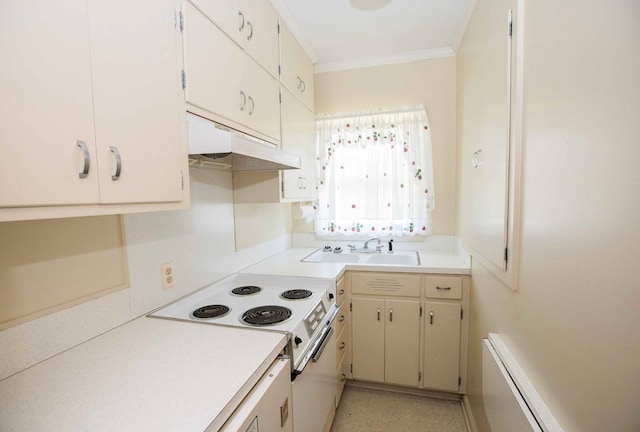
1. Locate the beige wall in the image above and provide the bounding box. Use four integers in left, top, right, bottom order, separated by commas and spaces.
314, 57, 458, 235
458, 1, 640, 431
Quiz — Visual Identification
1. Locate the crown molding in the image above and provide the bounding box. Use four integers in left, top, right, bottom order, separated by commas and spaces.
314, 47, 455, 74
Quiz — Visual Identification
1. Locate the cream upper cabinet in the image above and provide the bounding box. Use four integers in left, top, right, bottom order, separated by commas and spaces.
279, 21, 314, 110
0, 0, 186, 220
88, 0, 184, 204
189, 0, 279, 78
281, 88, 316, 200
0, 0, 99, 208
183, 1, 280, 143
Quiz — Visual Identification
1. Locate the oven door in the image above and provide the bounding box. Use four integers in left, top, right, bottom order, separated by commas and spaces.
292, 304, 339, 432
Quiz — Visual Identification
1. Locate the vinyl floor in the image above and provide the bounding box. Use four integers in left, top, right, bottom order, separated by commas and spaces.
331, 385, 468, 432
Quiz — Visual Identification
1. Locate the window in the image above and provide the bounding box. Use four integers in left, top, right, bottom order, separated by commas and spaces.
315, 107, 435, 237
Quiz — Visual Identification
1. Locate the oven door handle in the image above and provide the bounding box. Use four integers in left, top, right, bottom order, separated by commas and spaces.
311, 326, 334, 362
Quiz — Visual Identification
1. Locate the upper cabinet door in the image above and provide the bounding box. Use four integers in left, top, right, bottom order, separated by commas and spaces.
458, 0, 517, 271
88, 0, 184, 204
281, 88, 316, 200
279, 21, 315, 110
189, 0, 279, 77
0, 0, 99, 207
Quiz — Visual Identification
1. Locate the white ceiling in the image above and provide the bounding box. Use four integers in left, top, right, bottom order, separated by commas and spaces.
272, 0, 475, 73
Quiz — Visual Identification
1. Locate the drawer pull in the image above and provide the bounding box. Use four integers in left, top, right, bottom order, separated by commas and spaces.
340, 373, 347, 382
436, 286, 452, 291
338, 315, 345, 322
339, 342, 346, 350
338, 289, 345, 295
238, 11, 245, 32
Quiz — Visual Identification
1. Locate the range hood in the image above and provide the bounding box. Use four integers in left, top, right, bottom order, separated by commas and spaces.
187, 113, 301, 171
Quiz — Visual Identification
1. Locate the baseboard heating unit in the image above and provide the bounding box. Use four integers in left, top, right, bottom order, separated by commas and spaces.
482, 334, 564, 432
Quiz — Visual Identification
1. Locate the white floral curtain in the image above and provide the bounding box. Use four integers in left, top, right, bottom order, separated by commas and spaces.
315, 107, 435, 236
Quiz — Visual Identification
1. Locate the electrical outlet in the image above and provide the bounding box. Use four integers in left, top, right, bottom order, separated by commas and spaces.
161, 262, 175, 290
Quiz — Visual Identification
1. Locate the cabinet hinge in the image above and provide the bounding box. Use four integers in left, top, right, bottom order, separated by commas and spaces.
181, 171, 184, 190
459, 376, 462, 388
181, 70, 186, 90
349, 302, 352, 312
420, 305, 423, 317
460, 309, 464, 320
278, 64, 281, 77
350, 363, 353, 373
277, 22, 280, 34
179, 10, 184, 32
418, 371, 422, 382
508, 10, 513, 37
504, 246, 509, 264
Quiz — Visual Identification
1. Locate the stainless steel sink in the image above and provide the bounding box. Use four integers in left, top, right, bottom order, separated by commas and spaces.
301, 249, 420, 266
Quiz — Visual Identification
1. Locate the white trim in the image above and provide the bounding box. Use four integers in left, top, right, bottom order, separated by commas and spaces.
452, 0, 477, 53
314, 47, 455, 74
269, 0, 319, 64
461, 395, 479, 432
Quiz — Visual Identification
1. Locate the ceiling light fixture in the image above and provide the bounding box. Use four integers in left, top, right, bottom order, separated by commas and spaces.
349, 0, 392, 11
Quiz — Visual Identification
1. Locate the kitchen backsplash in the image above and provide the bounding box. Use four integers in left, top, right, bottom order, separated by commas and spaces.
0, 167, 291, 379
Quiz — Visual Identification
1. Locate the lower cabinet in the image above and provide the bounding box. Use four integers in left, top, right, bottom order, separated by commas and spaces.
335, 275, 349, 406
346, 271, 469, 394
351, 297, 421, 387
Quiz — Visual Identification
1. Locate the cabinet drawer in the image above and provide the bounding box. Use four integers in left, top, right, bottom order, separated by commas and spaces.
352, 273, 420, 297
425, 276, 462, 299
336, 325, 348, 365
335, 308, 347, 336
336, 276, 347, 306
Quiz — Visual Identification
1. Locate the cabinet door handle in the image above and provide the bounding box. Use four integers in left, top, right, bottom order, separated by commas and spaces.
430, 311, 434, 325
339, 342, 346, 350
246, 21, 253, 41
240, 91, 247, 111
338, 289, 345, 295
238, 11, 245, 32
436, 286, 452, 291
377, 308, 381, 321
340, 373, 347, 382
247, 96, 254, 115
389, 308, 393, 322
296, 76, 302, 89
300, 80, 306, 93
76, 140, 90, 179
109, 146, 122, 181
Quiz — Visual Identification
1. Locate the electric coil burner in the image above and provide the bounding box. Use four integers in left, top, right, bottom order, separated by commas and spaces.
242, 305, 292, 326
191, 304, 230, 319
281, 289, 313, 300
231, 285, 262, 296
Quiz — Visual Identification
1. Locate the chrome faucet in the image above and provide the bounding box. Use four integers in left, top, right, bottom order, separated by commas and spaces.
363, 237, 381, 250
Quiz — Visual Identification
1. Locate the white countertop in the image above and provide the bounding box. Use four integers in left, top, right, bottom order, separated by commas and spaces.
0, 317, 286, 432
0, 246, 468, 432
241, 247, 470, 279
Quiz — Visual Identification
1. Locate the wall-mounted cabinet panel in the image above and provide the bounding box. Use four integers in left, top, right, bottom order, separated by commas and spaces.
0, 0, 99, 207
0, 0, 187, 220
89, 0, 184, 204
183, 2, 280, 143
189, 0, 279, 78
279, 21, 314, 110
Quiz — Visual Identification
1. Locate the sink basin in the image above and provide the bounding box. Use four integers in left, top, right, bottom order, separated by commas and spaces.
301, 249, 420, 266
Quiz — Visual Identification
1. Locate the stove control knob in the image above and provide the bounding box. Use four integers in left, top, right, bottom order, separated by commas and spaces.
294, 336, 303, 347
